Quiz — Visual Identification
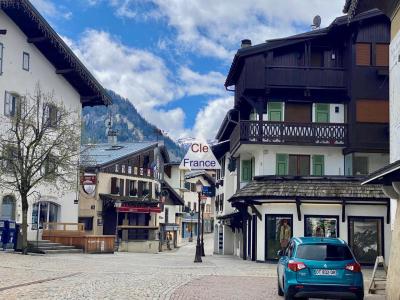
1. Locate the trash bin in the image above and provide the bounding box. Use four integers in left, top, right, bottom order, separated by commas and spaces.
7, 220, 16, 250
13, 224, 22, 251
0, 219, 5, 249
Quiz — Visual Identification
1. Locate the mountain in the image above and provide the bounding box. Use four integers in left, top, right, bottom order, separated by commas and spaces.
82, 90, 185, 161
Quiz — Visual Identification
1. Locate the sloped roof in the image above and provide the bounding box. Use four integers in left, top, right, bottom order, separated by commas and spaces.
161, 181, 185, 206
229, 176, 388, 203
185, 170, 216, 186
225, 8, 385, 87
81, 142, 158, 167
362, 159, 400, 185
0, 0, 111, 107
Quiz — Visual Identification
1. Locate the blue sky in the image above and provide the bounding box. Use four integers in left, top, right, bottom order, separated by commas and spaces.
31, 0, 344, 141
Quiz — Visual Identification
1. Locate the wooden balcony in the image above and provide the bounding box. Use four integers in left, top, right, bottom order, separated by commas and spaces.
230, 121, 347, 153
266, 66, 346, 89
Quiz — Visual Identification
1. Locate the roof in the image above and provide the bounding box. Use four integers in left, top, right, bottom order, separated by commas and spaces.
216, 211, 240, 220
225, 8, 386, 87
185, 170, 216, 186
229, 176, 389, 203
362, 159, 400, 185
293, 237, 346, 245
1, 0, 111, 107
81, 142, 158, 167
211, 140, 230, 160
343, 0, 394, 19
161, 181, 185, 206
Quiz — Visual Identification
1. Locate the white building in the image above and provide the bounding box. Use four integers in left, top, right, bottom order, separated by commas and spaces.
0, 0, 110, 240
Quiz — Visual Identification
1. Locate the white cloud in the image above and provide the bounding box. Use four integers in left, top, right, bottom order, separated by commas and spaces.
178, 67, 226, 97
192, 97, 234, 140
30, 0, 72, 20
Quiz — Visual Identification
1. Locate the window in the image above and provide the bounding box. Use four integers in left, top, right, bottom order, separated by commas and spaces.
353, 156, 368, 175
315, 103, 330, 123
43, 155, 57, 176
356, 100, 389, 123
194, 202, 197, 212
376, 44, 389, 67
128, 180, 137, 196
4, 92, 23, 117
276, 154, 288, 175
296, 244, 353, 261
305, 215, 338, 238
356, 43, 371, 66
165, 208, 169, 224
128, 166, 132, 174
288, 155, 310, 176
312, 155, 325, 176
121, 165, 125, 173
2, 145, 17, 171
32, 201, 59, 229
241, 159, 252, 182
78, 217, 93, 231
44, 104, 58, 127
268, 102, 283, 122
187, 201, 191, 210
22, 52, 29, 71
0, 43, 3, 75
265, 215, 293, 260
115, 164, 119, 172
1, 195, 16, 220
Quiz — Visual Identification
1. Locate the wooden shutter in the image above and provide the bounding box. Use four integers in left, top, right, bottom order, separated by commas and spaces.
111, 177, 117, 194
356, 100, 389, 123
241, 160, 252, 181
276, 154, 288, 175
376, 44, 389, 67
315, 103, 330, 123
119, 179, 124, 196
268, 102, 283, 121
285, 102, 312, 123
312, 155, 325, 176
356, 43, 371, 66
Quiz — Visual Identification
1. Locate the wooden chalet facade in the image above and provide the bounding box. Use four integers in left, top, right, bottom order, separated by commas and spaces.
213, 9, 392, 265
80, 141, 184, 253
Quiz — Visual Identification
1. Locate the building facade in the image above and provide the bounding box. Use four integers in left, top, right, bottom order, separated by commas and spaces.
0, 1, 110, 240
80, 140, 184, 253
213, 9, 392, 266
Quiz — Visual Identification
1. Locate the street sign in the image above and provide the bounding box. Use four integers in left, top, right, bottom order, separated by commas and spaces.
179, 141, 221, 170
202, 186, 215, 197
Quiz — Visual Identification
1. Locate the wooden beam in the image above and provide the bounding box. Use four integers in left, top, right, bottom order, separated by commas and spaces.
296, 198, 301, 221
250, 204, 262, 221
27, 36, 47, 43
56, 68, 75, 75
342, 199, 346, 222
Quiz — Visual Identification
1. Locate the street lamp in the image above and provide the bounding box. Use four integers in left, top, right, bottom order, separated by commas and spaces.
189, 209, 194, 242
114, 200, 122, 250
194, 180, 203, 263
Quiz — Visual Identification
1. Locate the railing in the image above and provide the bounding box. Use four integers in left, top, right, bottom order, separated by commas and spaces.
230, 121, 347, 152
43, 222, 85, 236
266, 66, 346, 88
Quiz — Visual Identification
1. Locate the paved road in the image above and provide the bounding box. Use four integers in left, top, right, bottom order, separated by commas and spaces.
0, 235, 384, 299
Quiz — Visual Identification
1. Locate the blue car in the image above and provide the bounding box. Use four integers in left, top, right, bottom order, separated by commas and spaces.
277, 237, 364, 300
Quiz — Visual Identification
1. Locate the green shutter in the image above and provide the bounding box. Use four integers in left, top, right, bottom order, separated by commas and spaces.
241, 160, 252, 182
268, 102, 283, 121
312, 155, 325, 176
276, 154, 288, 175
315, 103, 330, 123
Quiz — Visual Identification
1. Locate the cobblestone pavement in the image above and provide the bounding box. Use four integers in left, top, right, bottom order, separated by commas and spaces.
0, 235, 385, 300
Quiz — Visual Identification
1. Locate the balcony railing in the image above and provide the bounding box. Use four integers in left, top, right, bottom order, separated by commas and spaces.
266, 66, 346, 88
230, 121, 347, 152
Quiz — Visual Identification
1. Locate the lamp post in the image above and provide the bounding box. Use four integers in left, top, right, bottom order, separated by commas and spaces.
194, 180, 203, 263
189, 210, 194, 242
114, 200, 122, 250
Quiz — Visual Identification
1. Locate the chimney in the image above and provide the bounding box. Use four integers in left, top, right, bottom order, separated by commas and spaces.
241, 39, 252, 48
107, 129, 118, 146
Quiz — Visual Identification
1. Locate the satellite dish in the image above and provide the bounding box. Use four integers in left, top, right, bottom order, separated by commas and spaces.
313, 15, 321, 28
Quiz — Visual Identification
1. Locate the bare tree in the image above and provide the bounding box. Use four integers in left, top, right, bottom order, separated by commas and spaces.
0, 84, 81, 254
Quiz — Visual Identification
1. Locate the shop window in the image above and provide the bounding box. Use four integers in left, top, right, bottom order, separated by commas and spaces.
305, 215, 338, 238
1, 195, 16, 220
265, 215, 293, 260
348, 217, 383, 264
376, 44, 389, 67
356, 43, 371, 66
353, 156, 369, 175
32, 201, 59, 229
356, 100, 389, 123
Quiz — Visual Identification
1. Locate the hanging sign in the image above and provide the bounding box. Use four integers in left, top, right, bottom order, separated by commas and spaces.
179, 141, 221, 170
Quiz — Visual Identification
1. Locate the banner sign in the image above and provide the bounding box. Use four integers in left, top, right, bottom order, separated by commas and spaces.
179, 141, 221, 170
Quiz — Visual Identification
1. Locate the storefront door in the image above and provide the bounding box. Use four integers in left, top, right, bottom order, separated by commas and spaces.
265, 214, 293, 260
348, 217, 384, 264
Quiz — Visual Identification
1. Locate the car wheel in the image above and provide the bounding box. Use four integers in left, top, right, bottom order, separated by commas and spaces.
284, 293, 293, 300
277, 278, 284, 296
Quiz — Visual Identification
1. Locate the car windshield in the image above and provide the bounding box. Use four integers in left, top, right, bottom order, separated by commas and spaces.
296, 244, 354, 261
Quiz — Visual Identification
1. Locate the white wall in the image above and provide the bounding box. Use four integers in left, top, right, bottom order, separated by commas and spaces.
0, 10, 82, 239
390, 30, 400, 163
354, 152, 390, 174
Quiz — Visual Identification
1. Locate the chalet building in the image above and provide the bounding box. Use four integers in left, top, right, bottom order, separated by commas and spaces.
80, 138, 184, 253
0, 1, 110, 240
213, 9, 392, 265
344, 1, 400, 298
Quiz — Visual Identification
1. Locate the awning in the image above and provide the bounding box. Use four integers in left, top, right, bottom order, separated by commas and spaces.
117, 206, 161, 213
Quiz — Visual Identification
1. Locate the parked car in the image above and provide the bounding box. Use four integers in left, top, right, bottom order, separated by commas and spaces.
277, 237, 364, 300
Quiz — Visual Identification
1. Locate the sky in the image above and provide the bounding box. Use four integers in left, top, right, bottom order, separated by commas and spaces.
30, 0, 345, 141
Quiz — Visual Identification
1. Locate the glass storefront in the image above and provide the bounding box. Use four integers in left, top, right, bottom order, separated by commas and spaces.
32, 201, 59, 229
265, 214, 293, 260
348, 217, 383, 264
305, 215, 339, 238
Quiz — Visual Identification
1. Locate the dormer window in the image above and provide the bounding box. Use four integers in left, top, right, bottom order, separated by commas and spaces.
22, 52, 30, 71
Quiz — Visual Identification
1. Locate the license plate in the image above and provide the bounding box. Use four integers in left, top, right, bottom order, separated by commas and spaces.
315, 269, 337, 276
